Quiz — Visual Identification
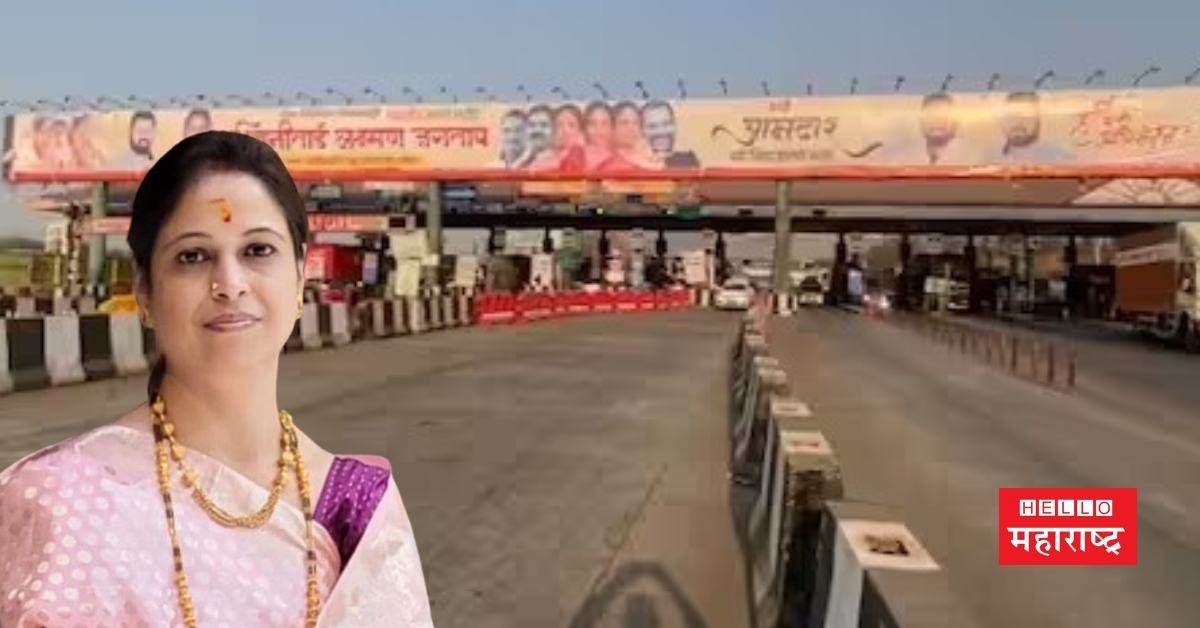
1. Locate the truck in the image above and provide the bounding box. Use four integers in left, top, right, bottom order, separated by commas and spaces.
1114, 223, 1199, 351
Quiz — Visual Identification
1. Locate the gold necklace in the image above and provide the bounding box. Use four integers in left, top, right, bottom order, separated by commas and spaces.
151, 395, 321, 628
150, 397, 291, 528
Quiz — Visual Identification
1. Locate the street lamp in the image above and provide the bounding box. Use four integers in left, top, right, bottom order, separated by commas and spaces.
515, 84, 531, 102
1186, 66, 1200, 85
760, 80, 771, 96
1084, 69, 1105, 86
894, 75, 906, 92
224, 94, 256, 106
194, 94, 221, 107
1034, 70, 1055, 89
325, 87, 353, 104
806, 83, 814, 96
63, 95, 98, 110
363, 87, 387, 103
35, 98, 67, 111
262, 91, 287, 105
849, 77, 858, 95
401, 86, 423, 103
718, 78, 728, 96
128, 95, 158, 108
592, 82, 609, 99
97, 96, 125, 109
1132, 65, 1160, 87
677, 78, 687, 99
439, 86, 458, 103
295, 91, 320, 105
634, 81, 649, 99
474, 86, 496, 102
168, 96, 191, 108
940, 73, 954, 92
987, 73, 1001, 91
550, 85, 570, 101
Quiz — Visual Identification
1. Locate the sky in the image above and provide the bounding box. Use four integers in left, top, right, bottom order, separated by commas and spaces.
2, 0, 1199, 238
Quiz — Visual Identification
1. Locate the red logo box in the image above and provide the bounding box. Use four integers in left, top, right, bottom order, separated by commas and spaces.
999, 488, 1137, 565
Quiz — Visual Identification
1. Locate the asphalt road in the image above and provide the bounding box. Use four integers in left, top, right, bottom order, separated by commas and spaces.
0, 311, 749, 628
767, 307, 1200, 628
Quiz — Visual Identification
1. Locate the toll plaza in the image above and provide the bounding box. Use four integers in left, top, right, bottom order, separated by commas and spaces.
3, 85, 1200, 627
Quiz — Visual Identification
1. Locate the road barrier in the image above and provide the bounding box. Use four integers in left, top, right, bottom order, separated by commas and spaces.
808, 501, 978, 628
408, 296, 428, 334
750, 398, 844, 628
0, 320, 12, 395
0, 289, 696, 396
300, 302, 322, 350
79, 314, 117, 380
731, 359, 789, 481
109, 313, 149, 376
891, 314, 1076, 391
773, 293, 797, 317
44, 316, 86, 387
731, 300, 971, 627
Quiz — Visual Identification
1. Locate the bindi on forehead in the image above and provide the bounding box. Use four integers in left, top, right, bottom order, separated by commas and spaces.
208, 197, 233, 223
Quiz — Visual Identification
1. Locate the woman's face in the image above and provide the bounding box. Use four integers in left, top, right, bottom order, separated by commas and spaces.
585, 108, 613, 149
554, 111, 584, 149
614, 108, 642, 150
140, 171, 302, 377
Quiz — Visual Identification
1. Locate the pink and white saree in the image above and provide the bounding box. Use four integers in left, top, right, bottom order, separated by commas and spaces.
0, 425, 434, 627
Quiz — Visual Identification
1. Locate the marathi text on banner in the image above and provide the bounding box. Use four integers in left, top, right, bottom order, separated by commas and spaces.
6, 88, 1200, 183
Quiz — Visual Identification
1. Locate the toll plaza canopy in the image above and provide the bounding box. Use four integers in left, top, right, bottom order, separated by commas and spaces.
5, 86, 1200, 192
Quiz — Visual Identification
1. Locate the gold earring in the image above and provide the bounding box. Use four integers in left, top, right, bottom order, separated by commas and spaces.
139, 309, 154, 328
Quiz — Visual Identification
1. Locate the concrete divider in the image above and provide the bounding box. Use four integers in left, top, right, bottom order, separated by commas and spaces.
110, 313, 149, 375
732, 360, 788, 481
367, 299, 392, 337
426, 292, 444, 329
327, 302, 351, 346
6, 319, 47, 391
300, 302, 322, 350
773, 293, 797, 317
391, 299, 411, 335
0, 320, 13, 395
15, 297, 37, 318
408, 296, 428, 334
79, 314, 117, 380
747, 398, 844, 628
442, 292, 458, 327
44, 315, 86, 386
808, 501, 974, 628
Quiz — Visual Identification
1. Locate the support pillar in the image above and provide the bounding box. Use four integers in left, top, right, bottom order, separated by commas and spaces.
655, 230, 668, 258
964, 235, 979, 313
542, 228, 554, 254
832, 233, 848, 304
1025, 237, 1036, 315
772, 181, 792, 295
426, 182, 443, 259
714, 232, 727, 285
897, 234, 912, 310
87, 183, 109, 294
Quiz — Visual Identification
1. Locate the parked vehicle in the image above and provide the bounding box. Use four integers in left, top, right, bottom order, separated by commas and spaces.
714, 277, 755, 311
797, 276, 826, 306
1114, 223, 1199, 351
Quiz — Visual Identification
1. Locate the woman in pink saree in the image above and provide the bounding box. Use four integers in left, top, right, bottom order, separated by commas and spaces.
0, 132, 433, 627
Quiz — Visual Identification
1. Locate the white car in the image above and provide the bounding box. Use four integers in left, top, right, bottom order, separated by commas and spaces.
714, 279, 754, 310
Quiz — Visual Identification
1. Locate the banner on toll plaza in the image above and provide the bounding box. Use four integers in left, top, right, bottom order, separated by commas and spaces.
7, 87, 1200, 184
999, 488, 1137, 565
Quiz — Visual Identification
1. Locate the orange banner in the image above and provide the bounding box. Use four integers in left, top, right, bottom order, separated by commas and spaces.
6, 87, 1200, 183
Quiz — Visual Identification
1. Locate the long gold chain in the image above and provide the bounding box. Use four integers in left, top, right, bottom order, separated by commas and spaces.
150, 396, 291, 528
151, 395, 320, 628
